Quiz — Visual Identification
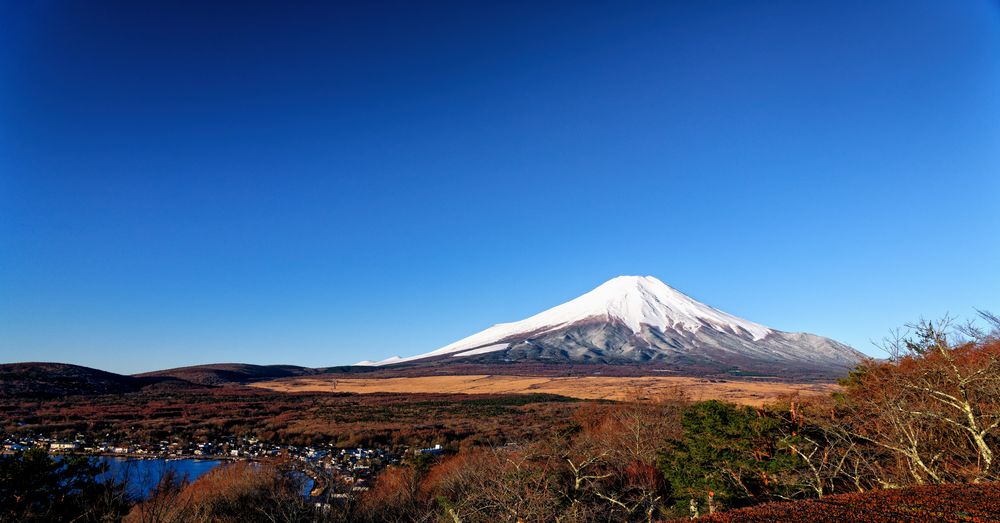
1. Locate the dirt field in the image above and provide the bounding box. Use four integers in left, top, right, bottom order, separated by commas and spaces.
251, 374, 838, 406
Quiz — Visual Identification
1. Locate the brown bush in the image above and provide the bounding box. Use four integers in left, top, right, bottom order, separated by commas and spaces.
836, 321, 1000, 486
353, 465, 426, 522
125, 462, 313, 523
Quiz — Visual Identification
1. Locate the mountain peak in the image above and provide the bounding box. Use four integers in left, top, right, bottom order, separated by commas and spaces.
360, 275, 787, 366
551, 274, 773, 341
358, 275, 862, 374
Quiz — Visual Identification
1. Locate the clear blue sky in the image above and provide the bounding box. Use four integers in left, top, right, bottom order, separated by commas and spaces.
2, 1, 998, 374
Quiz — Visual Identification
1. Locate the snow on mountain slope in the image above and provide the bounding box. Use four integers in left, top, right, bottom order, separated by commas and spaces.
358, 275, 862, 372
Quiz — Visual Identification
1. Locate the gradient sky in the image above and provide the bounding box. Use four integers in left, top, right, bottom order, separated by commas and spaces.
2, 1, 998, 374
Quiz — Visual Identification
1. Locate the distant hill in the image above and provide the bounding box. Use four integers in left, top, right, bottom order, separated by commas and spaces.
0, 361, 385, 398
0, 362, 196, 398
135, 363, 336, 386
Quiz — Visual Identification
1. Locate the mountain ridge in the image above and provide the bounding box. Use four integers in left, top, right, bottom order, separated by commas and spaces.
0, 362, 202, 398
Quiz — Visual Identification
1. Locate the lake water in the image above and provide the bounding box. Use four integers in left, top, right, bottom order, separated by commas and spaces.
94, 457, 314, 499
96, 457, 224, 498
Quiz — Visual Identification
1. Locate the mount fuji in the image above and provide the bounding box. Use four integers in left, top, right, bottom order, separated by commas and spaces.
358, 276, 864, 377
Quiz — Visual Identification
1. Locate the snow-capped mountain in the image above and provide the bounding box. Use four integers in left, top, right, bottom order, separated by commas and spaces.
358, 276, 863, 375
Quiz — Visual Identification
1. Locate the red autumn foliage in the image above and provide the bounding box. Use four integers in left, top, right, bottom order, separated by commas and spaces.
837, 330, 1000, 485
125, 461, 312, 523
1, 387, 581, 449
679, 482, 1000, 523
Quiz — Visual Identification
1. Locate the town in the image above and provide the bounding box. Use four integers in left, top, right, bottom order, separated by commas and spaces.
0, 430, 441, 498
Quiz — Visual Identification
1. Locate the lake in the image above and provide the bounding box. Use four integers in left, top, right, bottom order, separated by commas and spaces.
96, 457, 225, 498
94, 457, 314, 499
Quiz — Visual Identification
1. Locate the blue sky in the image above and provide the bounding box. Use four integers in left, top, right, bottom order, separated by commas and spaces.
2, 1, 998, 374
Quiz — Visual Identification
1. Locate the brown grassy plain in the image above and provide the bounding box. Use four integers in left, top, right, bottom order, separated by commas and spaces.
251, 374, 838, 406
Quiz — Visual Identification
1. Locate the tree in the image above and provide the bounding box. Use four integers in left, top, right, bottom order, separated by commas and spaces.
125, 461, 316, 523
772, 397, 887, 497
420, 446, 562, 523
0, 448, 130, 522
557, 400, 677, 521
838, 315, 1000, 485
658, 401, 800, 515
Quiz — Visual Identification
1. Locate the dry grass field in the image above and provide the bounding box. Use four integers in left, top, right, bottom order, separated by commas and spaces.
251, 374, 838, 405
